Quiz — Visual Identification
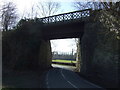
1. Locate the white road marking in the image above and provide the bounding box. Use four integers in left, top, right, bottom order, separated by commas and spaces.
61, 69, 103, 89
46, 68, 103, 89
60, 69, 78, 89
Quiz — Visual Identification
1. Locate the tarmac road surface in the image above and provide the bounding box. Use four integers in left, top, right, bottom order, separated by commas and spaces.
45, 68, 105, 89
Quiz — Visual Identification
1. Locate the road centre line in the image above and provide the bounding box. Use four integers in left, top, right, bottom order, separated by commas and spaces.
60, 69, 78, 89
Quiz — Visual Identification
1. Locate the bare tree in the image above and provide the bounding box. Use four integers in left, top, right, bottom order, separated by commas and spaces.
73, 1, 120, 35
37, 1, 61, 17
20, 1, 61, 20
73, 0, 120, 72
36, 1, 61, 58
0, 2, 18, 31
73, 0, 120, 12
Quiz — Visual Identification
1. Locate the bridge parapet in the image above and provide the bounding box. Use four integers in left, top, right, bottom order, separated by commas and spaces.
39, 9, 91, 24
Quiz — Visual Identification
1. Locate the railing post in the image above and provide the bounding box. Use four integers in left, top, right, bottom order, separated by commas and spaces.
89, 9, 92, 17
40, 18, 43, 23
80, 11, 82, 20
55, 16, 56, 23
63, 14, 64, 22
48, 17, 49, 24
71, 13, 73, 20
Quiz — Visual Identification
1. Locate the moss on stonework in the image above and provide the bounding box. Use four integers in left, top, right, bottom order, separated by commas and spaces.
2, 19, 52, 71
79, 10, 119, 88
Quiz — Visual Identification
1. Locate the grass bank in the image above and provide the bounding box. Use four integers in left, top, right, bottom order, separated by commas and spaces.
52, 59, 76, 66
52, 59, 76, 63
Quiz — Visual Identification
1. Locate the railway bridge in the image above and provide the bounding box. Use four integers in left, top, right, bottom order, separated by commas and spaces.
3, 8, 119, 88
38, 9, 91, 40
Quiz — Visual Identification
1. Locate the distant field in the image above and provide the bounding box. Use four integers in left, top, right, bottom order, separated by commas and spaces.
52, 59, 76, 64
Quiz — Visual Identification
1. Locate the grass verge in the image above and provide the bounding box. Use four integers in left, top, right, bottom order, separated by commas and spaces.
52, 59, 76, 64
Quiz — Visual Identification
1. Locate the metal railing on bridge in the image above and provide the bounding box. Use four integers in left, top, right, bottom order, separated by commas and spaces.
39, 9, 91, 24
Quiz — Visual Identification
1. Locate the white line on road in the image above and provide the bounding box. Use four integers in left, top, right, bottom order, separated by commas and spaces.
60, 69, 79, 89
61, 69, 103, 89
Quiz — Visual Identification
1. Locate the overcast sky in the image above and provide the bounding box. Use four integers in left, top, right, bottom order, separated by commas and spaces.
0, 0, 78, 53
1, 0, 76, 17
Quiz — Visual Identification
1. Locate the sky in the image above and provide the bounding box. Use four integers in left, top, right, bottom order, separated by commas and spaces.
51, 38, 77, 54
1, 0, 76, 17
0, 0, 78, 53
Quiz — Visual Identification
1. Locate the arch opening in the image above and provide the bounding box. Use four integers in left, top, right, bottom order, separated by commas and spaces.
50, 38, 81, 72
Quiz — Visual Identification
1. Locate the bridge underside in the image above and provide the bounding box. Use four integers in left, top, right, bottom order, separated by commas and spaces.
42, 21, 85, 40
